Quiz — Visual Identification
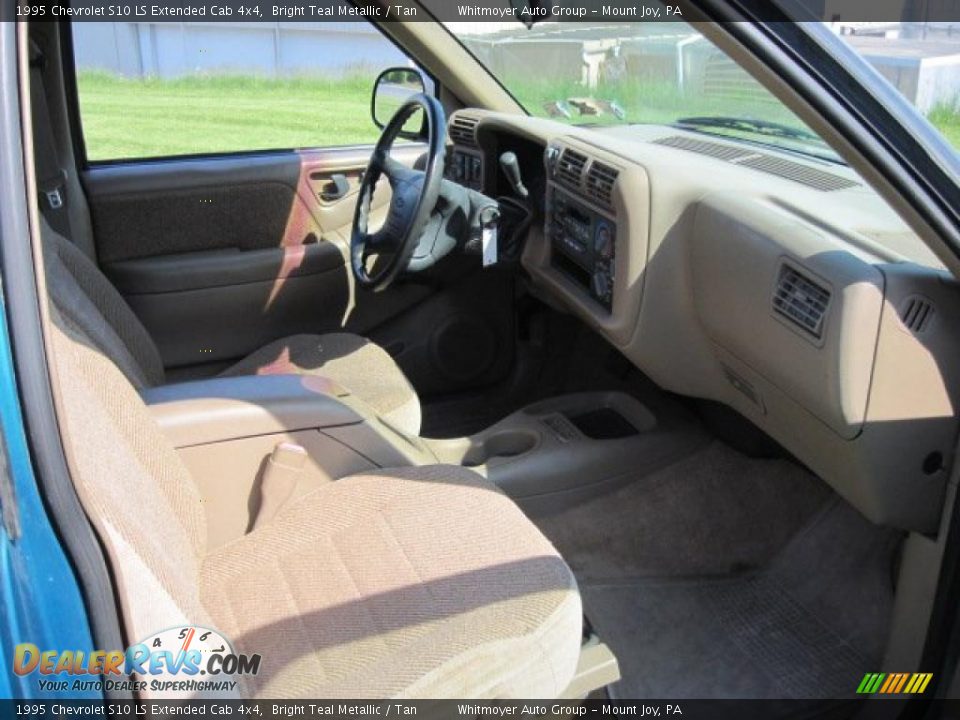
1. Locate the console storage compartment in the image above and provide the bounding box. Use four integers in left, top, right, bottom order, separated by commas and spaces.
427, 391, 698, 511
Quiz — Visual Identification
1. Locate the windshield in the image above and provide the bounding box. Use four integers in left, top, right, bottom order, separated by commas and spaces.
438, 20, 862, 163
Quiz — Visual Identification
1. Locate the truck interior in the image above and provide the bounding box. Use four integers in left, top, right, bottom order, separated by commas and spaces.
14, 8, 960, 702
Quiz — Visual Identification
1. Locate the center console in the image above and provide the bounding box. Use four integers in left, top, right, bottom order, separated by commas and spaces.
143, 374, 437, 549
425, 391, 704, 514
544, 145, 620, 311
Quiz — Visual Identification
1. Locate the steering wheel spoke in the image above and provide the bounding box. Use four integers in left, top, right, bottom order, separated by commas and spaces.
365, 228, 396, 251
350, 94, 446, 292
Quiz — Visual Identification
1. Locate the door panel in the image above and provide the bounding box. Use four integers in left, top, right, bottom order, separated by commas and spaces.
84, 143, 518, 402
84, 145, 429, 370
106, 243, 344, 295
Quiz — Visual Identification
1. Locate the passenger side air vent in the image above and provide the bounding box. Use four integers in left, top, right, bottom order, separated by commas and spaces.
449, 114, 479, 147
900, 296, 935, 333
556, 148, 588, 189
653, 135, 859, 192
585, 161, 619, 210
772, 263, 831, 339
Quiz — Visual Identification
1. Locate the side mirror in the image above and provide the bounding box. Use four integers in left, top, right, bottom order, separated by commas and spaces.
372, 67, 427, 138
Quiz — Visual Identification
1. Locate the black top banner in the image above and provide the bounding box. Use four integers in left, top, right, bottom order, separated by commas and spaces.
10, 0, 960, 23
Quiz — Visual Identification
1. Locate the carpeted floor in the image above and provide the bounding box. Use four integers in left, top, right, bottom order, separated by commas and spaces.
530, 442, 902, 700
532, 441, 835, 580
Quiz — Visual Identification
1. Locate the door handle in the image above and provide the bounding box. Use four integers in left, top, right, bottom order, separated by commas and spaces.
320, 174, 350, 202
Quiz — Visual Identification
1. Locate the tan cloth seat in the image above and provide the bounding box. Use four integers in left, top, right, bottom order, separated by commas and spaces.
43, 225, 422, 435
203, 467, 581, 698
219, 333, 421, 435
47, 289, 583, 698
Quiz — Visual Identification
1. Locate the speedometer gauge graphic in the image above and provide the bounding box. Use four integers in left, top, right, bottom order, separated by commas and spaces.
136, 625, 233, 677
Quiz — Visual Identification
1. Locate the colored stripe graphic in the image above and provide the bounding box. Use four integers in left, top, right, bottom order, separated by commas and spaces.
904, 674, 921, 693
879, 674, 896, 693
857, 672, 932, 694
857, 673, 884, 694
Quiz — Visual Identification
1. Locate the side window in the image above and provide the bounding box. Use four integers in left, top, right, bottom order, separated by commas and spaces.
835, 26, 960, 153
71, 18, 430, 162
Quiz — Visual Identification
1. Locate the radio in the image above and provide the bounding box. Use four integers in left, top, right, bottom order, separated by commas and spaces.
547, 187, 616, 310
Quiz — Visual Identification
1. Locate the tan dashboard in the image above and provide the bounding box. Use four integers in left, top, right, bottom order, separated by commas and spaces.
449, 108, 960, 534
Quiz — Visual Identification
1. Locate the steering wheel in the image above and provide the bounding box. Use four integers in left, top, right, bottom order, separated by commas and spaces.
351, 93, 446, 292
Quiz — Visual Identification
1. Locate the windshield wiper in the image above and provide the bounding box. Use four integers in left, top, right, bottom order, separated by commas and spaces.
671, 115, 842, 163
673, 115, 823, 143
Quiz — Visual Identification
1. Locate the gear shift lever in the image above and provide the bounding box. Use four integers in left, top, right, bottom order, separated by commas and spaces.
499, 152, 529, 199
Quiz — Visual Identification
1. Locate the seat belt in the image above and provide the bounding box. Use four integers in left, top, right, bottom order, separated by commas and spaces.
28, 50, 71, 238
251, 443, 308, 532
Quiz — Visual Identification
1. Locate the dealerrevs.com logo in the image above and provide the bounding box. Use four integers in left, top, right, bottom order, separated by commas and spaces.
13, 626, 261, 694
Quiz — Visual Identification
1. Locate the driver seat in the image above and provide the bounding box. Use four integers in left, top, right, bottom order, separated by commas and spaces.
42, 221, 422, 435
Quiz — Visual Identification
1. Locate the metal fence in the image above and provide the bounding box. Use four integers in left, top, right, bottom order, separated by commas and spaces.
73, 22, 407, 78
74, 21, 960, 112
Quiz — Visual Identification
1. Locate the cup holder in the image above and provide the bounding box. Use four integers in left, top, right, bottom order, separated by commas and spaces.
463, 430, 538, 467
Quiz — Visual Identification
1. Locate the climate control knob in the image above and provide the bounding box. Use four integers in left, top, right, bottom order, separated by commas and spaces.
595, 222, 613, 258
592, 269, 611, 302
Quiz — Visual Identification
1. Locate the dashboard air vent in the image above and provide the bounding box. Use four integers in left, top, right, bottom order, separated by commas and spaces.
654, 135, 751, 162
900, 296, 935, 333
737, 154, 859, 192
653, 135, 859, 192
556, 148, 588, 189
585, 161, 619, 210
772, 264, 831, 338
449, 114, 479, 147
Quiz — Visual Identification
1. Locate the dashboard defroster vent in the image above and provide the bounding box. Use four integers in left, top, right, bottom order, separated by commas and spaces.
449, 114, 479, 147
555, 148, 588, 190
900, 296, 935, 333
654, 135, 751, 162
585, 161, 619, 210
772, 264, 831, 339
738, 154, 859, 192
653, 135, 859, 192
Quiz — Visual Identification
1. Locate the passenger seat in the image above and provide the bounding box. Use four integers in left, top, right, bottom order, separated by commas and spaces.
42, 235, 583, 697
41, 220, 422, 435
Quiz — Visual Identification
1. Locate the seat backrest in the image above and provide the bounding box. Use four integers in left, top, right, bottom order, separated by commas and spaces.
47, 297, 212, 644
42, 219, 165, 389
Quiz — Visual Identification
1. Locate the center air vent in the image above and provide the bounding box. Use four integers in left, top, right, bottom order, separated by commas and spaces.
555, 148, 587, 189
772, 264, 831, 339
900, 296, 935, 333
449, 114, 479, 147
585, 161, 619, 210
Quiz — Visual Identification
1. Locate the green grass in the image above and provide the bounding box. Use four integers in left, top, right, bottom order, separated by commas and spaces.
77, 70, 385, 160
928, 103, 960, 150
77, 70, 960, 161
